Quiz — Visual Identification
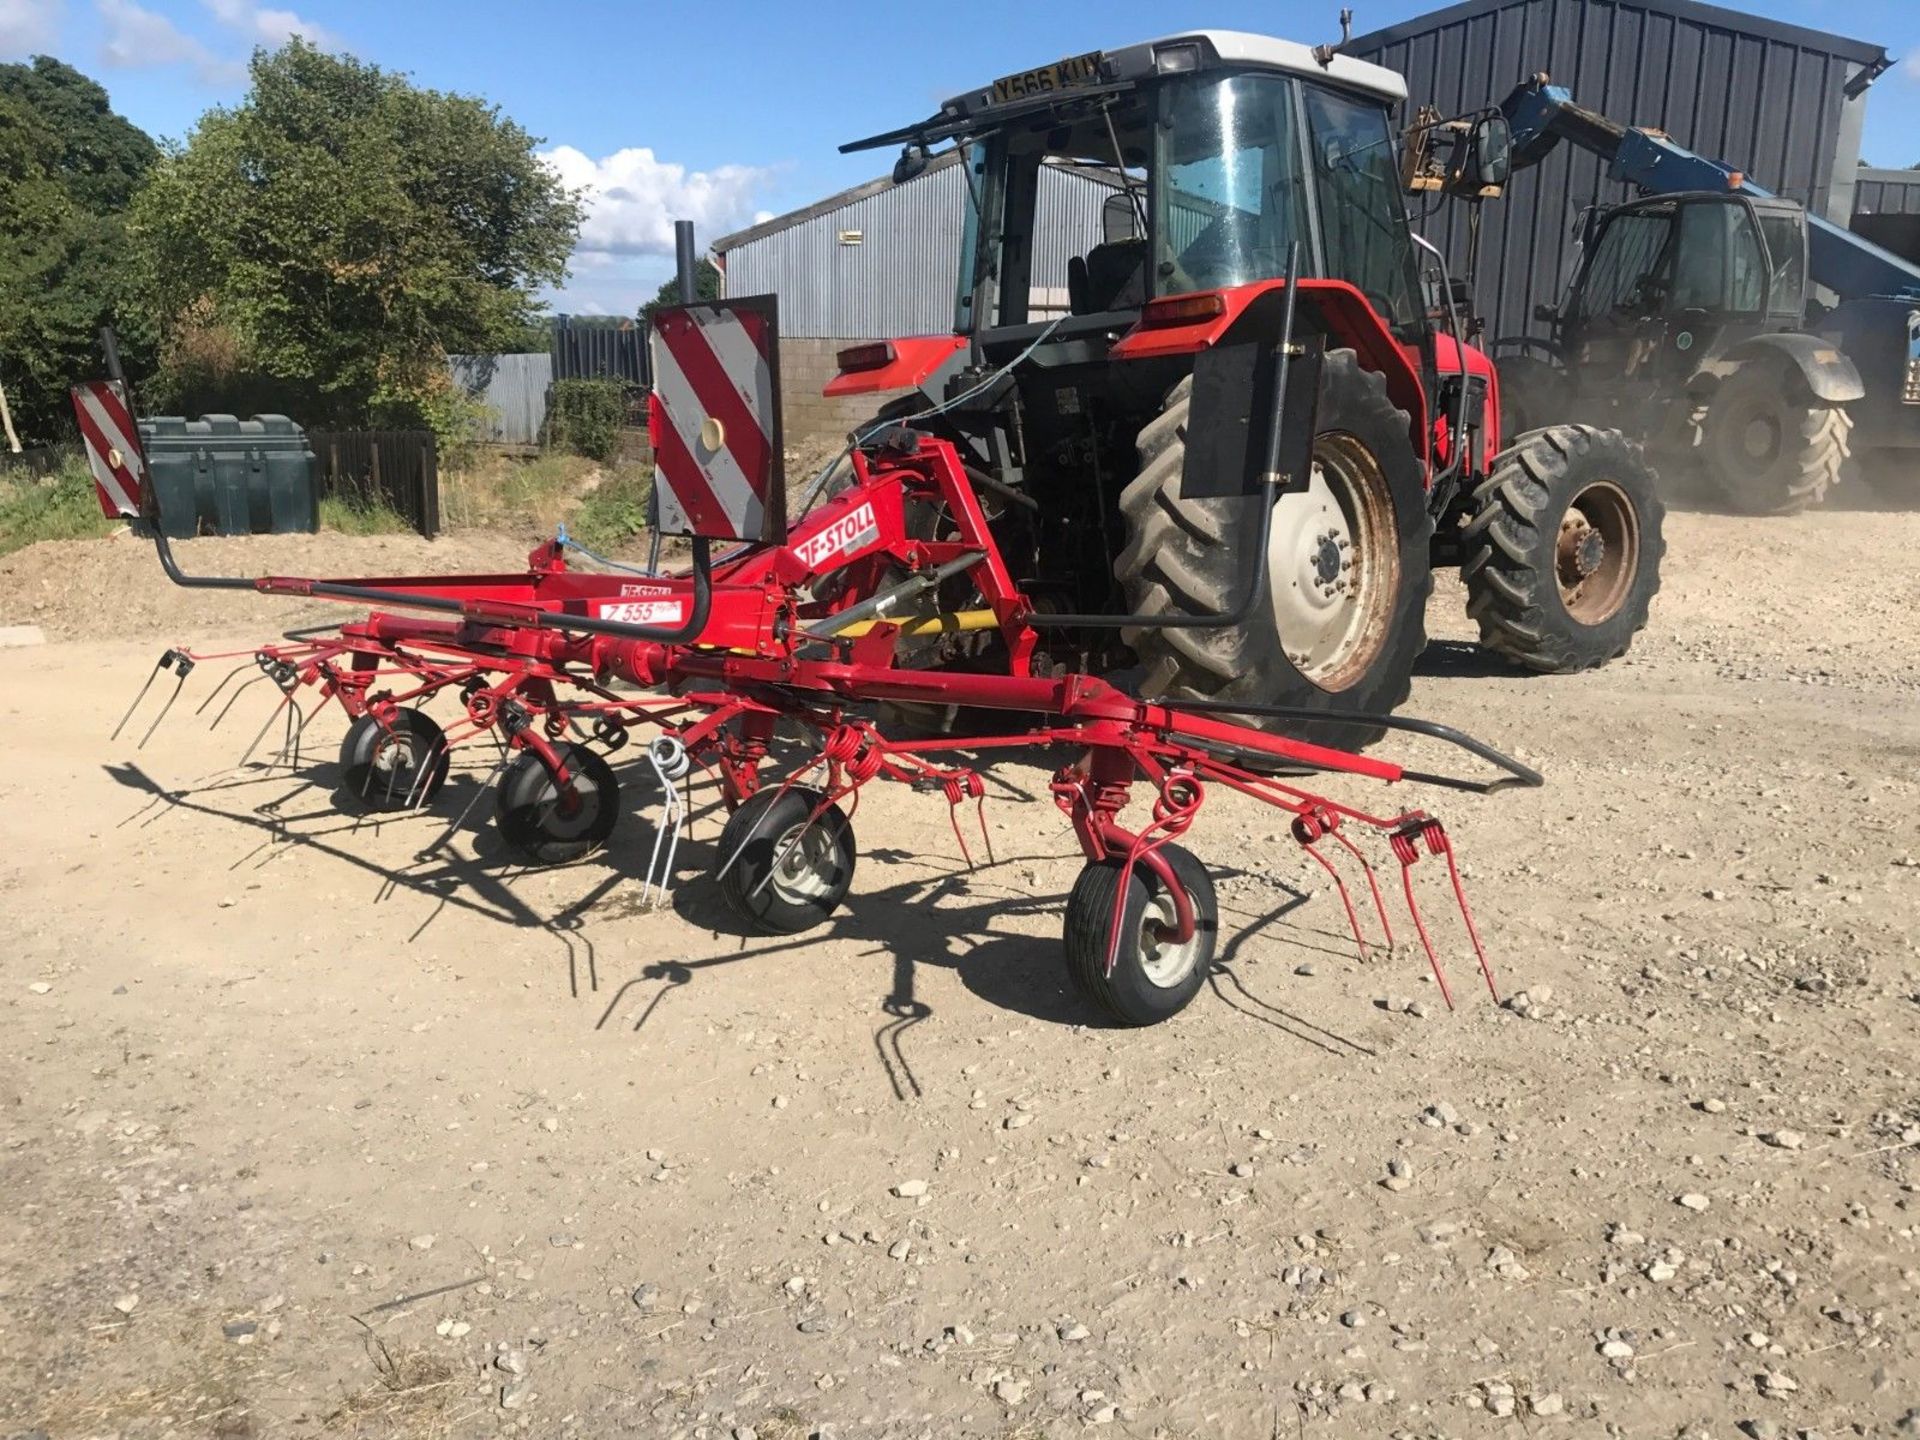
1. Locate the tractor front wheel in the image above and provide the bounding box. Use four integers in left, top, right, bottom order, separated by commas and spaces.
1462, 425, 1665, 673
1117, 350, 1433, 749
1696, 366, 1849, 515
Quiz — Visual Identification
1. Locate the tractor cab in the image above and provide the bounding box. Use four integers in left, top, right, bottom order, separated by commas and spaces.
1545, 191, 1809, 405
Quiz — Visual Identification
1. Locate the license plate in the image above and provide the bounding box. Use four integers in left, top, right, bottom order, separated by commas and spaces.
990, 51, 1104, 105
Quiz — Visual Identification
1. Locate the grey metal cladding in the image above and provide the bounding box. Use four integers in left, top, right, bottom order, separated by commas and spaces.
720, 162, 1121, 339
1854, 169, 1920, 217
1349, 0, 1888, 349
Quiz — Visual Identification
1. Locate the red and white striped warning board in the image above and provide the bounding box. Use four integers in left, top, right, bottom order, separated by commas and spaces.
648, 296, 785, 543
69, 379, 148, 520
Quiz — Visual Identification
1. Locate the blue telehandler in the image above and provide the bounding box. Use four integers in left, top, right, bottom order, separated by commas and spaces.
1481, 76, 1920, 512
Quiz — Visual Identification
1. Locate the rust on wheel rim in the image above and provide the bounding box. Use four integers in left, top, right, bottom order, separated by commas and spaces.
1555, 478, 1638, 625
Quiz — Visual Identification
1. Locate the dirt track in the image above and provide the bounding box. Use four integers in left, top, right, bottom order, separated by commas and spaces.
3, 506, 1919, 1439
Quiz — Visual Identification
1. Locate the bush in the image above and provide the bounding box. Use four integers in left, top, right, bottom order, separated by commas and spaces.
0, 456, 113, 555
568, 469, 654, 553
543, 379, 628, 462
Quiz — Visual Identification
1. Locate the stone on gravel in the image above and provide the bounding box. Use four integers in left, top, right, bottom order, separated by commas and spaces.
892, 1178, 929, 1198
1532, 1392, 1565, 1417
1678, 1192, 1711, 1211
112, 1293, 139, 1314
1761, 1129, 1806, 1151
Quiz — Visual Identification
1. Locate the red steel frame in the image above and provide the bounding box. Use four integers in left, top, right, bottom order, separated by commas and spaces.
129, 430, 1512, 1006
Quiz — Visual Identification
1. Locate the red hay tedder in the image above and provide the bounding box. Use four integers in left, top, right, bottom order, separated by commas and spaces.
76, 31, 1660, 1026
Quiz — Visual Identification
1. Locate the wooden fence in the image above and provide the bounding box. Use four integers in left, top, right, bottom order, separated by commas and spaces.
309, 430, 440, 539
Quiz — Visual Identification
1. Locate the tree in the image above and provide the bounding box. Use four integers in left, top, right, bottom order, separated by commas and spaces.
642, 259, 722, 320
0, 59, 157, 446
130, 40, 583, 432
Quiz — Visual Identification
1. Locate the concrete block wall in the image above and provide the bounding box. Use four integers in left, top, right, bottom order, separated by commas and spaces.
776, 337, 910, 448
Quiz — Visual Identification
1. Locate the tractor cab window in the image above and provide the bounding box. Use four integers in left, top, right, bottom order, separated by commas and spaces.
984, 102, 1154, 327
1757, 211, 1806, 316
1574, 207, 1675, 325
1154, 72, 1308, 296
1670, 201, 1767, 314
1300, 85, 1423, 335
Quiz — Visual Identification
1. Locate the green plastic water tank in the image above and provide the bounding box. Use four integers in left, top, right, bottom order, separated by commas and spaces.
137, 414, 319, 538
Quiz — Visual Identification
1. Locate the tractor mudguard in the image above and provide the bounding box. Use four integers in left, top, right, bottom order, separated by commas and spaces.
1708, 331, 1865, 405
1110, 279, 1430, 463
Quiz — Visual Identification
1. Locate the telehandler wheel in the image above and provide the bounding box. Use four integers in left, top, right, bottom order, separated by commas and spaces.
1696, 365, 1849, 515
1493, 354, 1572, 440
339, 709, 449, 811
1063, 843, 1217, 1027
1463, 425, 1665, 674
716, 786, 856, 935
1117, 350, 1433, 750
495, 743, 620, 865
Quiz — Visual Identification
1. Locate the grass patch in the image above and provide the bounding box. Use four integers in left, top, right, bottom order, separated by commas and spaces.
319, 492, 411, 535
0, 458, 114, 556
567, 468, 653, 554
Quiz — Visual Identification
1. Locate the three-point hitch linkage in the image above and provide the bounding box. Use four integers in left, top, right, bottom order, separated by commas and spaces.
78, 300, 1540, 1026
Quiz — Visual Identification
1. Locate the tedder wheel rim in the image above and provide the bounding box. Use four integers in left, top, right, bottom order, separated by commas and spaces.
525, 761, 610, 841
1268, 434, 1399, 692
1138, 885, 1208, 989
1554, 477, 1639, 625
767, 820, 839, 906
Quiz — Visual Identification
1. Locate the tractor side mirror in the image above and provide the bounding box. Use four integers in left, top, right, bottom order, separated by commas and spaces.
892, 143, 930, 185
1102, 189, 1144, 243
1449, 114, 1512, 196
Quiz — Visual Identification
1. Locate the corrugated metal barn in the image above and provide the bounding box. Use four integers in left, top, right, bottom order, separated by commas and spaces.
1349, 0, 1891, 345
715, 155, 1124, 440
715, 153, 1122, 336
1852, 167, 1920, 266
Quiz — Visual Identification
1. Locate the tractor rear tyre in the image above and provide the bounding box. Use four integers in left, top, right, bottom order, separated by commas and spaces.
1696, 365, 1849, 515
1063, 842, 1217, 1027
1462, 425, 1665, 673
339, 709, 449, 811
716, 785, 856, 935
1117, 350, 1433, 749
1494, 354, 1573, 440
496, 743, 620, 865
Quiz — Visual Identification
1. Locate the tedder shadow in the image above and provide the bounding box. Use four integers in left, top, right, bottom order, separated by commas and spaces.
105, 743, 1381, 1099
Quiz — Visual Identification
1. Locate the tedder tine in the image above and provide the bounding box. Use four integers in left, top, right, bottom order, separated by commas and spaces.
641, 735, 690, 907
193, 660, 254, 720
112, 649, 190, 744
136, 665, 190, 751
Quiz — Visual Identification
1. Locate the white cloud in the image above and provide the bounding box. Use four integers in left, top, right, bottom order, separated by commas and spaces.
541, 144, 774, 261
1905, 51, 1920, 81
201, 0, 337, 50
0, 0, 62, 57
97, 0, 242, 84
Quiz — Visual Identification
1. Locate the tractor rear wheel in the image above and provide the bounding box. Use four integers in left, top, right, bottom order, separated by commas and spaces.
1696, 366, 1849, 515
1462, 425, 1665, 673
1116, 350, 1432, 749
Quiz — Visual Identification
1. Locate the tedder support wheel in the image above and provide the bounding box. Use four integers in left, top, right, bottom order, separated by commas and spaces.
715, 785, 856, 935
1117, 349, 1433, 750
495, 743, 620, 865
1697, 365, 1850, 515
1463, 425, 1666, 673
339, 709, 449, 811
1064, 842, 1218, 1027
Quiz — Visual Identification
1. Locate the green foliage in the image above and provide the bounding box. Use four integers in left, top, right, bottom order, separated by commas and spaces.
543, 377, 628, 461
0, 456, 113, 555
567, 469, 653, 551
642, 259, 723, 319
0, 59, 158, 446
129, 41, 583, 430
318, 492, 409, 535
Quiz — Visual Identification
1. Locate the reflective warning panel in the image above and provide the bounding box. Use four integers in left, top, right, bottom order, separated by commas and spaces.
647, 295, 786, 543
70, 379, 148, 519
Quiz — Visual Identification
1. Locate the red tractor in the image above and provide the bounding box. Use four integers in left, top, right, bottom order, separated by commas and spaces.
823, 29, 1664, 737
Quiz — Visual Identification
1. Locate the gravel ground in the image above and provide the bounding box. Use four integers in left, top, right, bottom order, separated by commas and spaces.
1, 505, 1918, 1439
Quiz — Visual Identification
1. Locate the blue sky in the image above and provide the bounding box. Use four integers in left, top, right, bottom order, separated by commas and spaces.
5, 0, 1918, 314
